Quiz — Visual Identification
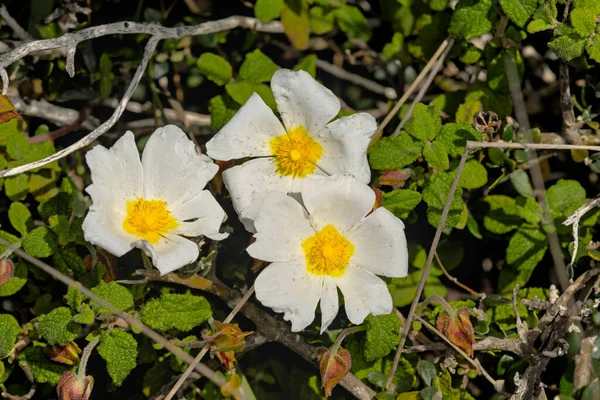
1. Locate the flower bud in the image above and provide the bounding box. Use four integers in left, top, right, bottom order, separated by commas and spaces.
318, 347, 352, 397
56, 371, 94, 400
436, 307, 476, 357
203, 322, 253, 371
0, 259, 14, 286
379, 170, 410, 187
44, 342, 82, 365
372, 188, 383, 212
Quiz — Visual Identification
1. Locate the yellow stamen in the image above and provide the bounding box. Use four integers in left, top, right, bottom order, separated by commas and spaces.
123, 199, 179, 244
270, 126, 323, 177
302, 225, 354, 277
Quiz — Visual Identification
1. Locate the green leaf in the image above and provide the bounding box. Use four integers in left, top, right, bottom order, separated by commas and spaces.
437, 123, 482, 157
423, 141, 449, 171
19, 344, 71, 385
422, 172, 464, 228
499, 0, 537, 28
294, 54, 317, 77
510, 169, 534, 198
404, 104, 441, 142
254, 0, 283, 23
53, 249, 86, 278
333, 5, 371, 41
574, 0, 600, 13
382, 189, 422, 219
8, 202, 32, 237
368, 133, 423, 170
586, 35, 600, 62
487, 49, 524, 94
309, 6, 335, 35
196, 53, 232, 86
282, 3, 310, 49
97, 330, 138, 386
208, 95, 239, 130
571, 8, 597, 37
6, 133, 31, 160
363, 313, 401, 362
239, 49, 279, 83
501, 224, 548, 291
226, 81, 276, 109
141, 292, 212, 332
457, 159, 488, 189
448, 0, 497, 40
547, 179, 586, 218
72, 303, 95, 325
5, 174, 29, 201
382, 32, 404, 60
0, 314, 20, 357
37, 307, 81, 346
482, 195, 521, 234
23, 226, 58, 258
91, 282, 134, 315
417, 360, 437, 386
38, 192, 73, 221
0, 261, 27, 297
549, 34, 587, 61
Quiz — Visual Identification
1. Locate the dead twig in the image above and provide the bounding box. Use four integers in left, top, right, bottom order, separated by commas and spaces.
563, 194, 600, 267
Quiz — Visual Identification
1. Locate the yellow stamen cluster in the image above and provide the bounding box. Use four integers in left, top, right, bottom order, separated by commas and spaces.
123, 199, 179, 244
270, 126, 323, 177
302, 225, 354, 277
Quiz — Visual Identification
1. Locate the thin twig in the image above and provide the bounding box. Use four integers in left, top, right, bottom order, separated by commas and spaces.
164, 285, 256, 400
512, 286, 527, 342
1, 362, 36, 400
558, 62, 581, 144
8, 94, 100, 130
28, 108, 89, 144
392, 38, 455, 136
373, 37, 452, 141
0, 6, 33, 41
0, 240, 240, 398
563, 194, 600, 267
434, 252, 480, 297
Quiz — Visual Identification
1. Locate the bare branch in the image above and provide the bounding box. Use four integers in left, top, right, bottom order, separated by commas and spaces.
558, 61, 582, 144
0, 5, 33, 41
563, 194, 600, 267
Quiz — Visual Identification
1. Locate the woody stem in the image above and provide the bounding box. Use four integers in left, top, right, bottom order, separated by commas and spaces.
330, 326, 366, 355
78, 336, 101, 380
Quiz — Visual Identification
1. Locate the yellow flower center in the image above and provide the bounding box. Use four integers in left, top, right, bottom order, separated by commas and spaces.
122, 199, 179, 244
302, 224, 354, 277
270, 126, 323, 177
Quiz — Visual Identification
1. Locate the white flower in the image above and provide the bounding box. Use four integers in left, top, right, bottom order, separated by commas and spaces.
205, 69, 377, 231
247, 174, 408, 333
82, 125, 228, 275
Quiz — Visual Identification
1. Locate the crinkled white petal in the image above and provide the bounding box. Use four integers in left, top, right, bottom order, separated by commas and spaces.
254, 260, 322, 332
320, 279, 339, 334
206, 93, 286, 161
85, 131, 143, 202
134, 234, 199, 276
222, 158, 292, 232
314, 113, 376, 183
302, 174, 375, 232
348, 207, 408, 278
247, 192, 314, 262
288, 167, 328, 195
142, 125, 218, 205
271, 69, 340, 134
171, 190, 228, 241
336, 265, 393, 325
83, 185, 134, 257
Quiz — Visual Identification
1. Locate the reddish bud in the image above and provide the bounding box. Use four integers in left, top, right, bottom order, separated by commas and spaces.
0, 259, 14, 286
318, 347, 352, 397
56, 371, 94, 400
372, 188, 383, 212
436, 307, 476, 357
379, 170, 410, 187
44, 342, 82, 365
203, 323, 253, 371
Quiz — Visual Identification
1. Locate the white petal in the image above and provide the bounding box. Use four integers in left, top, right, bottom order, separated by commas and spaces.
254, 260, 322, 332
134, 234, 199, 275
142, 125, 218, 205
206, 93, 286, 160
315, 113, 376, 183
302, 174, 375, 232
271, 69, 340, 134
85, 131, 143, 201
348, 207, 408, 277
222, 158, 292, 232
288, 167, 328, 195
336, 266, 393, 325
320, 279, 339, 334
171, 190, 228, 241
83, 185, 134, 257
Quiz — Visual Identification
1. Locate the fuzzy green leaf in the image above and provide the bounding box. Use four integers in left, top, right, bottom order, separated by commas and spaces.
571, 8, 597, 37
364, 313, 401, 362
404, 104, 441, 142
423, 141, 449, 171
0, 314, 20, 357
23, 226, 58, 258
368, 133, 423, 170
382, 189, 422, 219
448, 0, 496, 40
97, 330, 138, 386
0, 261, 27, 297
239, 49, 279, 83
37, 192, 73, 221
37, 307, 81, 346
586, 35, 600, 62
72, 303, 95, 325
19, 344, 71, 385
254, 0, 283, 23
501, 224, 548, 291
499, 0, 537, 27
549, 34, 586, 61
422, 172, 464, 228
91, 282, 134, 315
482, 195, 521, 234
8, 202, 32, 237
457, 159, 488, 189
5, 174, 29, 201
208, 95, 239, 130
141, 292, 212, 332
196, 53, 232, 86
436, 123, 482, 157
547, 179, 586, 217
6, 133, 31, 160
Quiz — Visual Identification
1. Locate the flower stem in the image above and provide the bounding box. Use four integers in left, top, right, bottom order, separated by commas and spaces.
78, 336, 101, 380
330, 326, 366, 355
